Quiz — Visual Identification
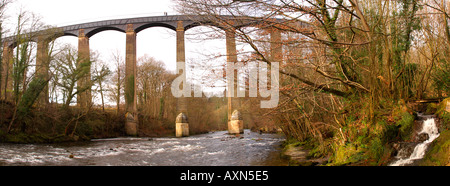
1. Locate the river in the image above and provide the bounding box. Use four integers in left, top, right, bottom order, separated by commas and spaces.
0, 129, 288, 166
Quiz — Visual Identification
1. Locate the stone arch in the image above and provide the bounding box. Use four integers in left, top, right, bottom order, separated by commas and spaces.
62, 32, 78, 38
85, 26, 126, 38
7, 37, 38, 49
135, 23, 177, 33
184, 21, 229, 32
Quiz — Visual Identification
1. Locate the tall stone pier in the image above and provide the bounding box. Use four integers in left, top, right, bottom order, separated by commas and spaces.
124, 24, 138, 136
77, 29, 92, 108
175, 20, 189, 137
226, 28, 243, 133
36, 35, 50, 106
1, 42, 13, 101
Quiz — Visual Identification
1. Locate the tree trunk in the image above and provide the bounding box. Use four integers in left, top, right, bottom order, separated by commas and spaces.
99, 81, 105, 112
116, 64, 121, 113
443, 0, 450, 48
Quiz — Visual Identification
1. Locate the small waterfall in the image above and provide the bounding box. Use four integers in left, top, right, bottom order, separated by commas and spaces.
390, 116, 440, 166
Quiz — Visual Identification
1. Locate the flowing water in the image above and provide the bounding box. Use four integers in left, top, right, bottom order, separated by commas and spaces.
0, 129, 287, 166
389, 114, 440, 166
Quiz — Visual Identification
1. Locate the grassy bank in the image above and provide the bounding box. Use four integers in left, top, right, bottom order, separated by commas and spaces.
0, 103, 125, 143
0, 100, 219, 143
281, 99, 420, 166
325, 100, 417, 166
282, 98, 450, 166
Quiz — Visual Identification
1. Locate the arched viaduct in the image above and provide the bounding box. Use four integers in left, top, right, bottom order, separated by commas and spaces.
1, 15, 310, 136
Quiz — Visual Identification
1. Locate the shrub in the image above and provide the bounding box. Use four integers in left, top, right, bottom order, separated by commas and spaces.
331, 143, 366, 165
396, 112, 415, 141
368, 137, 384, 161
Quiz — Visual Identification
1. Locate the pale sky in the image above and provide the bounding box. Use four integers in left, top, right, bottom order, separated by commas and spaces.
4, 0, 228, 73
8, 0, 177, 26
3, 0, 234, 104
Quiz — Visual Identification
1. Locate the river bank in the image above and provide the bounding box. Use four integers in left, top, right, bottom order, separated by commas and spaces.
0, 104, 126, 144
280, 99, 450, 166
1, 99, 448, 166
0, 103, 208, 144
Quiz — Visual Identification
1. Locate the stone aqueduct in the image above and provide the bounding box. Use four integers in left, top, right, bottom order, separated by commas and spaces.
0, 15, 308, 136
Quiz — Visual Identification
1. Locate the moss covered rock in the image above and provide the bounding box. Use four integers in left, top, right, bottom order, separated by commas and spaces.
390, 99, 416, 141
420, 98, 450, 166
436, 98, 450, 130
396, 112, 415, 141
330, 143, 368, 165
420, 130, 450, 166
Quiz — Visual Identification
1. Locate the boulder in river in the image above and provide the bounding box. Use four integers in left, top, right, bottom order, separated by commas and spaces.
416, 133, 429, 143
392, 142, 417, 158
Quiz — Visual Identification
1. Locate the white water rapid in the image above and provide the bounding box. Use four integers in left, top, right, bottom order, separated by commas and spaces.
390, 116, 440, 166
0, 130, 286, 166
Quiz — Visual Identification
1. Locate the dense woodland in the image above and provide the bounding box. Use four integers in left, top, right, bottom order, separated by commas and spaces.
173, 0, 450, 165
0, 0, 449, 165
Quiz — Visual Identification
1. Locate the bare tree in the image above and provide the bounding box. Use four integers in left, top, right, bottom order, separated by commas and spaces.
91, 54, 111, 112
5, 9, 60, 133
137, 55, 167, 118
107, 50, 125, 113
53, 45, 92, 109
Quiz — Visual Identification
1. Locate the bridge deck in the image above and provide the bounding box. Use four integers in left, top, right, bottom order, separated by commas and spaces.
2, 14, 311, 47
